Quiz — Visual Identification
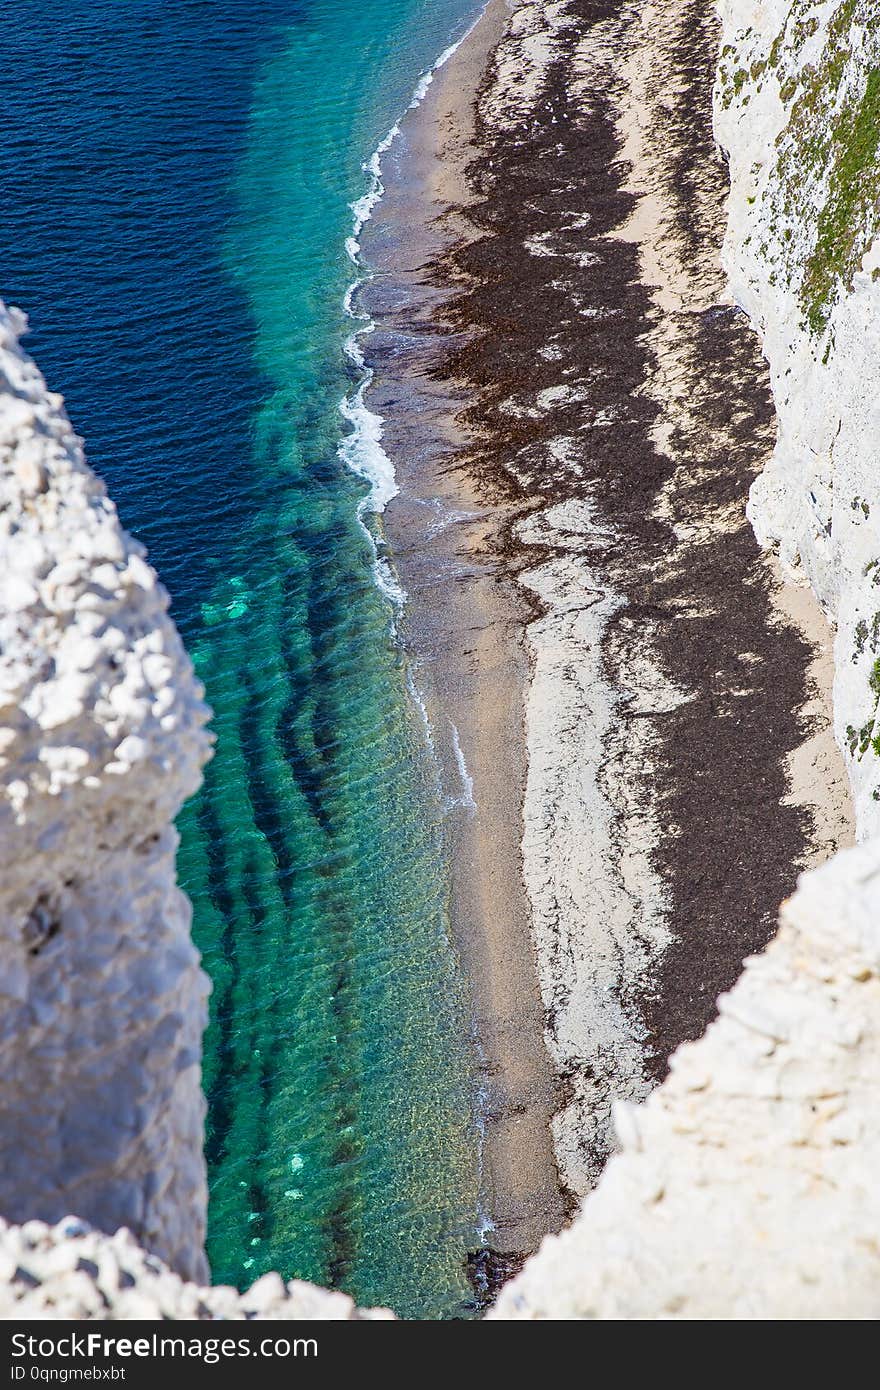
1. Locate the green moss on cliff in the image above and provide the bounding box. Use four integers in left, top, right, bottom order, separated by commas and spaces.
803, 67, 880, 332
760, 0, 880, 337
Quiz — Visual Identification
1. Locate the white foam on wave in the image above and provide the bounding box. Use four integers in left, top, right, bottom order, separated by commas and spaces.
449, 720, 477, 815
421, 497, 482, 541
406, 664, 438, 762
337, 12, 486, 608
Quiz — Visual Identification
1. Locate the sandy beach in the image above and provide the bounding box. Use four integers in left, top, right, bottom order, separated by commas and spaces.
362, 0, 569, 1282
362, 0, 854, 1276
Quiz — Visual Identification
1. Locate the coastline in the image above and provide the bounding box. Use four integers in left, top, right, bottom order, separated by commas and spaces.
3, 0, 876, 1329
362, 0, 853, 1263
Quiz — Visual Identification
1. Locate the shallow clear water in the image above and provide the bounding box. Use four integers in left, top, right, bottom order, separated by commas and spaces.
0, 0, 486, 1317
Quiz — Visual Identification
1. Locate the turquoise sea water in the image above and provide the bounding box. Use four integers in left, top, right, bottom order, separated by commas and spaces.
0, 0, 486, 1316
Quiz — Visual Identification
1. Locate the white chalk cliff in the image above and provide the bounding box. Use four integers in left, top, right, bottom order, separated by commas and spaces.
0, 303, 213, 1283
716, 0, 880, 836
493, 842, 880, 1318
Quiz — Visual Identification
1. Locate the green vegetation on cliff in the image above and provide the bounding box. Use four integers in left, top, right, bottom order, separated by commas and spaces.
730, 0, 880, 337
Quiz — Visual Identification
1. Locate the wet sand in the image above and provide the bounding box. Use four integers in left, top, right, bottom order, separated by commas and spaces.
361, 0, 853, 1279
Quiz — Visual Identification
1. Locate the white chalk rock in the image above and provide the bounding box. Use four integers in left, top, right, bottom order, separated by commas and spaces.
714, 0, 880, 836
0, 1217, 394, 1320
0, 300, 213, 1282
493, 843, 880, 1318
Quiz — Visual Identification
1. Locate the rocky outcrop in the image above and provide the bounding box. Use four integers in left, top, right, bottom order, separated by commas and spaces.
0, 1216, 391, 1320
0, 302, 213, 1282
715, 0, 880, 836
493, 841, 880, 1318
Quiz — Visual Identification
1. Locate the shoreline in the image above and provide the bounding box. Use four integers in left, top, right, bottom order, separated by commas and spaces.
361, 0, 570, 1270
362, 0, 853, 1267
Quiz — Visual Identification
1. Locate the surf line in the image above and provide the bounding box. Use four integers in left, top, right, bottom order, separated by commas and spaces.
337, 9, 486, 608
335, 6, 494, 1254
336, 12, 485, 762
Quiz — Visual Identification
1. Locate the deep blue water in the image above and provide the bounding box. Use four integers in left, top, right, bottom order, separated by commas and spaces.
0, 0, 485, 1317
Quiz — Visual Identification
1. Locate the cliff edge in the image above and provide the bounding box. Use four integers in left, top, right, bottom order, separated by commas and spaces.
0, 303, 213, 1282
492, 0, 880, 1317
493, 842, 880, 1317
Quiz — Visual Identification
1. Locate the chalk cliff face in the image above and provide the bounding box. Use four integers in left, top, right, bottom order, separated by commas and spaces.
0, 302, 213, 1282
493, 842, 880, 1318
715, 0, 880, 835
